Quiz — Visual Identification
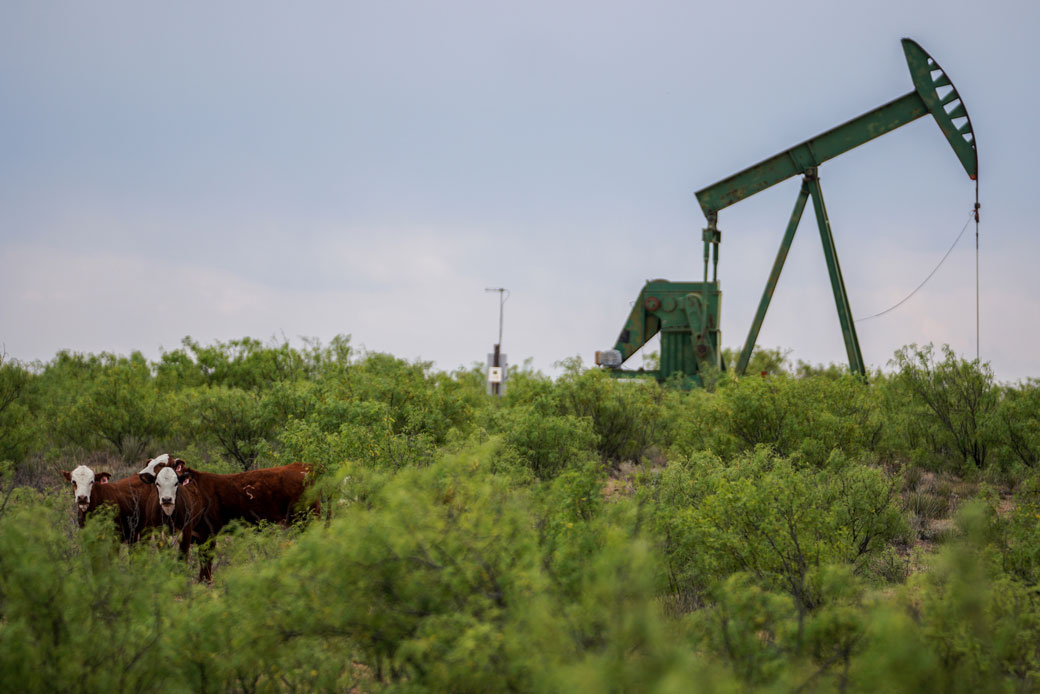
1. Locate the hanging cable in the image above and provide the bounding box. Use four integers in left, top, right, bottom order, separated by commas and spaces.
855, 209, 975, 322
974, 179, 980, 361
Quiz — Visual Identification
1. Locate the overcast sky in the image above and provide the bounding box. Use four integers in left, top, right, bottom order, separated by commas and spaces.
2, 1, 1037, 382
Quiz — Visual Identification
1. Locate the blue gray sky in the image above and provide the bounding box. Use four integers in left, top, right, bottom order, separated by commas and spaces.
2, 2, 1037, 381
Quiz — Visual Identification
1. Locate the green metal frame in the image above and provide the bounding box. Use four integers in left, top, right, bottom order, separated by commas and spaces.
599, 39, 976, 383
736, 181, 809, 374
696, 40, 976, 218
697, 38, 976, 377
605, 280, 722, 386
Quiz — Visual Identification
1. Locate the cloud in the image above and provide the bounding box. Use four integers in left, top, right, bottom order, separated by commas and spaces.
2, 1, 1039, 385
0, 233, 490, 369
5, 207, 1035, 383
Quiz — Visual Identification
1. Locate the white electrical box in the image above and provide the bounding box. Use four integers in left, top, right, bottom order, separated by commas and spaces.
486, 353, 508, 395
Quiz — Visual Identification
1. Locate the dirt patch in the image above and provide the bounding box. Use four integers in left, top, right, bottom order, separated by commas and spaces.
602, 461, 646, 501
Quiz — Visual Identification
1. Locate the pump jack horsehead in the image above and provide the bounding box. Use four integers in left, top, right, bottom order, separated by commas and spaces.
597, 38, 977, 386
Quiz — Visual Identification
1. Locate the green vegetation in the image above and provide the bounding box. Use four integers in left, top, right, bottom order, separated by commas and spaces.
2, 336, 1039, 692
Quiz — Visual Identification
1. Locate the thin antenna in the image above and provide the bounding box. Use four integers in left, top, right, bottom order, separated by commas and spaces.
484, 287, 508, 346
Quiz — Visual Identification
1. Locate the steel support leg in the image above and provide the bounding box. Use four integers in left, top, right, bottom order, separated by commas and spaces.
737, 180, 810, 375
805, 171, 866, 377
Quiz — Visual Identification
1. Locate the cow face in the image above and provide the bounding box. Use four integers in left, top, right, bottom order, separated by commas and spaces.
62, 465, 110, 512
151, 466, 189, 516
139, 457, 188, 516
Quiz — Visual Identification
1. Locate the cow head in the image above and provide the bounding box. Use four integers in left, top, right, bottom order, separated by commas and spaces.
138, 453, 170, 477
141, 465, 190, 516
138, 455, 185, 478
61, 465, 111, 512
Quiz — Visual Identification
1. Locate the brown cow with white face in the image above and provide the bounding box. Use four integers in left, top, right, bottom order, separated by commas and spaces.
63, 465, 111, 515
62, 463, 165, 542
140, 461, 317, 581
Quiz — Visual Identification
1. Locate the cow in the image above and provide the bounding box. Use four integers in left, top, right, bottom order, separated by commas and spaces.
139, 453, 174, 477
139, 462, 317, 581
61, 463, 166, 543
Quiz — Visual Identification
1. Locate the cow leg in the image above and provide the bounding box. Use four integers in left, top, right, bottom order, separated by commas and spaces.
121, 515, 138, 544
178, 526, 194, 567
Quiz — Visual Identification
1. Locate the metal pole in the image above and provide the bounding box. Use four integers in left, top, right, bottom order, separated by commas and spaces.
485, 287, 507, 348
702, 214, 718, 363
498, 292, 504, 347
737, 180, 810, 375
485, 288, 508, 396
805, 170, 866, 378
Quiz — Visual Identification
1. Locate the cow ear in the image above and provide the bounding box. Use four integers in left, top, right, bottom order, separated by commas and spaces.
62, 470, 72, 481
178, 471, 192, 486
173, 458, 186, 473
97, 472, 112, 484
139, 472, 156, 485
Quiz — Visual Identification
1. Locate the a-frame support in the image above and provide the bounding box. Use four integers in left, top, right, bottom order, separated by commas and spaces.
736, 169, 865, 377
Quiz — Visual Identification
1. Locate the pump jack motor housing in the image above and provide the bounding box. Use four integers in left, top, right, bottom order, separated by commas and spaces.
596, 38, 977, 386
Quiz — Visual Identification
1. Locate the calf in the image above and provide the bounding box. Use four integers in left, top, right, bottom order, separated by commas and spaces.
62, 465, 165, 543
140, 462, 317, 580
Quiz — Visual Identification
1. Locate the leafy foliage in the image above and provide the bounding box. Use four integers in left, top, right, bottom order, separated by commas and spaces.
0, 355, 34, 466
48, 352, 169, 461
992, 379, 1040, 468
552, 366, 674, 465
3, 338, 1040, 692
887, 344, 998, 469
494, 404, 599, 480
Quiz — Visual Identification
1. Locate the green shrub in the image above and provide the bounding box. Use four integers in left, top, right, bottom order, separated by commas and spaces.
690, 573, 796, 685
666, 389, 740, 462
553, 366, 673, 465
885, 344, 998, 469
0, 494, 185, 693
998, 474, 1040, 584
535, 460, 609, 601
495, 405, 599, 480
992, 379, 1040, 469
54, 352, 172, 462
642, 449, 906, 622
231, 453, 553, 691
176, 385, 278, 470
714, 372, 881, 467
0, 357, 35, 469
8, 335, 1040, 692
277, 414, 437, 473
886, 502, 1040, 691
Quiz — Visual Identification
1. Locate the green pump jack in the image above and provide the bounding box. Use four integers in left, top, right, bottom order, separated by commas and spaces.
596, 39, 978, 386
